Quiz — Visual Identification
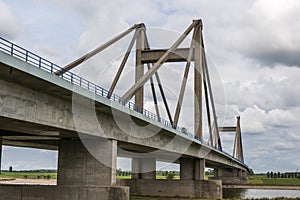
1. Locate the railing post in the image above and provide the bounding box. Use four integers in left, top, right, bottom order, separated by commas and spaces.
71, 73, 73, 83
50, 63, 53, 74
10, 44, 14, 55
39, 57, 42, 68
25, 51, 28, 62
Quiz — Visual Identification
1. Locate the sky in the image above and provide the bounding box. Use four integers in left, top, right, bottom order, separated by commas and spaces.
1, 0, 300, 173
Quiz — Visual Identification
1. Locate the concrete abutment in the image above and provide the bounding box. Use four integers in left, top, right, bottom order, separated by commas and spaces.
119, 157, 222, 199
211, 168, 249, 185
118, 179, 222, 199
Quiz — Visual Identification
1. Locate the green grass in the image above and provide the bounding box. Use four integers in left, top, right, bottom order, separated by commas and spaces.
249, 175, 300, 186
0, 172, 57, 179
117, 175, 131, 179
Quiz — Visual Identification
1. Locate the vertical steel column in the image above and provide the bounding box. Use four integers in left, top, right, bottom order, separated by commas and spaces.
194, 22, 203, 139
135, 27, 145, 112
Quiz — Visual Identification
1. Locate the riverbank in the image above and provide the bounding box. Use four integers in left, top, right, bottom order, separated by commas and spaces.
0, 178, 56, 185
224, 184, 300, 190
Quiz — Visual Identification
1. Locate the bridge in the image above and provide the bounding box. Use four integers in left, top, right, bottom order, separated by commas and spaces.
0, 20, 249, 199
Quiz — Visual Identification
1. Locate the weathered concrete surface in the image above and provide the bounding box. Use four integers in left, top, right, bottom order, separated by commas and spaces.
131, 157, 156, 179
118, 179, 222, 199
180, 158, 205, 180
210, 168, 249, 185
0, 185, 129, 200
0, 140, 2, 172
58, 138, 117, 186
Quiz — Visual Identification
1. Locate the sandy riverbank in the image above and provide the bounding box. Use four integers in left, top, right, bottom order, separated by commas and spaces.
0, 178, 56, 185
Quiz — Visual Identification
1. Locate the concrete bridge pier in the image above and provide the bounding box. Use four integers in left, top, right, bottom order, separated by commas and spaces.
0, 138, 129, 200
211, 168, 249, 185
118, 157, 222, 199
131, 157, 156, 179
0, 140, 2, 173
57, 138, 117, 186
180, 158, 205, 180
55, 138, 129, 199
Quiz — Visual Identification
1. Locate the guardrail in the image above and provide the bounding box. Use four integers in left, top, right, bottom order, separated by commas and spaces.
0, 37, 246, 166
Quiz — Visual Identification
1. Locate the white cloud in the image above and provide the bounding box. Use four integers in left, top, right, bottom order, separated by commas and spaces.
0, 0, 20, 38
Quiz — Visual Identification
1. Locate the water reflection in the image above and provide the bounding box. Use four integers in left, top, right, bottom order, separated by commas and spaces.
223, 188, 247, 198
223, 189, 300, 199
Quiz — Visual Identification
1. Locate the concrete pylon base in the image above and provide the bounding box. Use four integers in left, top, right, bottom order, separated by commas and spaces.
118, 179, 222, 199
211, 168, 249, 185
0, 185, 129, 200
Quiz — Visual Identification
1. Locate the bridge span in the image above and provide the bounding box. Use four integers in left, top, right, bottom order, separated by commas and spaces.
0, 20, 250, 199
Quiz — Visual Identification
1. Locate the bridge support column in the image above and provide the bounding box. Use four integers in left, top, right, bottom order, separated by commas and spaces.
180, 158, 205, 180
58, 138, 117, 186
132, 157, 156, 179
0, 140, 2, 173
119, 157, 222, 199
211, 168, 249, 185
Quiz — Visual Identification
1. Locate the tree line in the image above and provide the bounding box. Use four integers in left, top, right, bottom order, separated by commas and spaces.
266, 171, 300, 178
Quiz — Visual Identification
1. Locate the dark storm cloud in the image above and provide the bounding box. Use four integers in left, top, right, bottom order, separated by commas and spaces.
249, 50, 300, 67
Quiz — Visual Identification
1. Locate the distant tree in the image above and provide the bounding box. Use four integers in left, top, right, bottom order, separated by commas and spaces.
9, 166, 13, 172
117, 169, 121, 176
249, 169, 254, 176
270, 171, 273, 178
277, 172, 280, 178
166, 171, 174, 180
267, 172, 270, 178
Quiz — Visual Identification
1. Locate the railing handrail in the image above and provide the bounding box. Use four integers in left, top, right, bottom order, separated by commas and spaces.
0, 36, 246, 165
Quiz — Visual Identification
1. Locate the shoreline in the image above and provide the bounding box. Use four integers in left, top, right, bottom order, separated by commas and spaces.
223, 184, 300, 190
1, 179, 300, 190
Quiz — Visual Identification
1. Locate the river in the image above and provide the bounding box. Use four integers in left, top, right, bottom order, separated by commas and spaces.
223, 188, 300, 199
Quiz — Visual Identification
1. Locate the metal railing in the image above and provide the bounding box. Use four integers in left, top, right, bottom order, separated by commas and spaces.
0, 36, 245, 165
